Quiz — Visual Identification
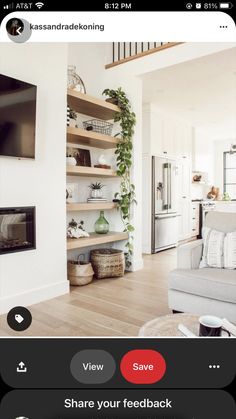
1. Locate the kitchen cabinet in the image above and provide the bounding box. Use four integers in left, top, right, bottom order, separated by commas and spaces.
191, 202, 200, 237
177, 158, 192, 241
178, 198, 191, 241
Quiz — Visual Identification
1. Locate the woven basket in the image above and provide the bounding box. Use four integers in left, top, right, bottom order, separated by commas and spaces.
90, 248, 125, 279
68, 257, 94, 286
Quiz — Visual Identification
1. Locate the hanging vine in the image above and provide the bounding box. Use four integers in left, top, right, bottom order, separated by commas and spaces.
103, 87, 136, 268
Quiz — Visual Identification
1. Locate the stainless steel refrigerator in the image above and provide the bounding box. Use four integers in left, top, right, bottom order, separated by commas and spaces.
151, 156, 179, 253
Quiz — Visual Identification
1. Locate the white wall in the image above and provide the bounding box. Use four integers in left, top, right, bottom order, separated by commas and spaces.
0, 43, 69, 314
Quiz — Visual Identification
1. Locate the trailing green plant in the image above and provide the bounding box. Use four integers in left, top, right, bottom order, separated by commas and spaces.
89, 182, 105, 190
103, 87, 136, 268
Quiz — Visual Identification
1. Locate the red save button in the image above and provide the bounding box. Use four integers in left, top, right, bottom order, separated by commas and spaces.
120, 349, 166, 384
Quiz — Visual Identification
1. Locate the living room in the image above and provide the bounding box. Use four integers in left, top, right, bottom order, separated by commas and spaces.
0, 41, 235, 336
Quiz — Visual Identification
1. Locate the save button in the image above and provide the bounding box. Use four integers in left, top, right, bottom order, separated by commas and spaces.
120, 349, 166, 384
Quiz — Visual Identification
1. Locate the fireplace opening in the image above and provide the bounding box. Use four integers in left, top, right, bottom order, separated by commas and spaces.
0, 207, 36, 255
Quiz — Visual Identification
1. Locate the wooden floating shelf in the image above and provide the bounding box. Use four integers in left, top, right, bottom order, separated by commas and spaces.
67, 231, 128, 250
67, 126, 118, 149
67, 165, 118, 178
67, 202, 118, 211
67, 90, 120, 120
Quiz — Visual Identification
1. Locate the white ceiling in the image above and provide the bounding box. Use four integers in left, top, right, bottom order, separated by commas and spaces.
142, 47, 236, 140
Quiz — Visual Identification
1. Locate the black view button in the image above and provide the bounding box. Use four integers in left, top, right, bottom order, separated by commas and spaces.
70, 350, 116, 384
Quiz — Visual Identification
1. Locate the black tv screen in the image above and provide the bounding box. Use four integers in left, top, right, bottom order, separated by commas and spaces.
0, 74, 36, 159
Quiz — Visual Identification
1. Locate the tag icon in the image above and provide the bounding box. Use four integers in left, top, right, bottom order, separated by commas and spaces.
15, 314, 24, 324
7, 306, 32, 331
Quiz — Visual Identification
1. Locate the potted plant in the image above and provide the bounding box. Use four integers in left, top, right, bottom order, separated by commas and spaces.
89, 182, 105, 199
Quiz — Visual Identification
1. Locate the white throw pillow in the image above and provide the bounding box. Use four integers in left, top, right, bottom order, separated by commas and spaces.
224, 231, 236, 270
200, 227, 225, 268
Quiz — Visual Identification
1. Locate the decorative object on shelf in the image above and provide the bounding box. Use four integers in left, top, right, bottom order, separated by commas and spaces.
76, 148, 91, 167
67, 65, 86, 93
66, 183, 76, 203
66, 155, 77, 166
87, 199, 108, 203
67, 147, 91, 167
90, 248, 125, 279
193, 174, 202, 182
94, 154, 111, 169
207, 186, 220, 201
94, 211, 109, 234
103, 87, 136, 268
89, 182, 105, 199
83, 119, 113, 136
98, 154, 107, 165
68, 254, 94, 286
67, 105, 77, 127
94, 164, 111, 169
67, 219, 90, 239
222, 192, 231, 201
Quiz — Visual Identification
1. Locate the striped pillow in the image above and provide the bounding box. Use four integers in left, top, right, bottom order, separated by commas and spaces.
200, 227, 225, 268
224, 232, 236, 269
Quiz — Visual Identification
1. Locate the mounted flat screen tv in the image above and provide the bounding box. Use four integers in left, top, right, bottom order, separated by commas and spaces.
0, 74, 36, 159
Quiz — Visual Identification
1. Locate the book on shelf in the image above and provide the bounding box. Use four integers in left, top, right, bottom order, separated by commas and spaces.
87, 198, 108, 202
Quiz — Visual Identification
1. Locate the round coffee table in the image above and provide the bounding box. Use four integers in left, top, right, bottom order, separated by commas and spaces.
139, 313, 199, 337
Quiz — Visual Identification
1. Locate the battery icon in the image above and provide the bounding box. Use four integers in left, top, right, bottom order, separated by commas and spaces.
219, 2, 233, 8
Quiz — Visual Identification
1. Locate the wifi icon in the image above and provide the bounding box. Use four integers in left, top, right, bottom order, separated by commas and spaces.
35, 2, 44, 8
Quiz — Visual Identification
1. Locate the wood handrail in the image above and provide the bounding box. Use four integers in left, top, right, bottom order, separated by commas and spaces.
105, 42, 183, 69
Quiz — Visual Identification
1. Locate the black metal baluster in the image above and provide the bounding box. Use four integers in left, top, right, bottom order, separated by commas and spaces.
135, 42, 137, 55
118, 42, 120, 61
113, 42, 115, 63
124, 42, 126, 59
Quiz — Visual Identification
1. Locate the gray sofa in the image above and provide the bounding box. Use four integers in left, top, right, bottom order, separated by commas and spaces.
168, 211, 236, 322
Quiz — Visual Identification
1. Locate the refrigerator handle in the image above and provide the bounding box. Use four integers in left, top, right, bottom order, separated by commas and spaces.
163, 163, 168, 210
168, 163, 171, 210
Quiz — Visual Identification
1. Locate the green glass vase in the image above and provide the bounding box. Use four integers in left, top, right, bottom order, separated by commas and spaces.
95, 211, 109, 234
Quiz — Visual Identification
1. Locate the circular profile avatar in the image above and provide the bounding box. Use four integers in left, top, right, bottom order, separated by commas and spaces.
6, 18, 24, 36
15, 417, 29, 419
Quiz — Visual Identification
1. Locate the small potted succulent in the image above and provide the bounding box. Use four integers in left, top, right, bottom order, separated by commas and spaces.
89, 182, 105, 199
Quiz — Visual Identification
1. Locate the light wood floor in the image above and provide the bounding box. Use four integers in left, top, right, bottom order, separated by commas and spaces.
0, 250, 176, 337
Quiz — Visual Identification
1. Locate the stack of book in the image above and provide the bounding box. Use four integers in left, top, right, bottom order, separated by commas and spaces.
87, 197, 108, 203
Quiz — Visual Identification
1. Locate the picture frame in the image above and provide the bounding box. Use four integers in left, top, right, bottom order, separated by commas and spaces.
67, 147, 91, 167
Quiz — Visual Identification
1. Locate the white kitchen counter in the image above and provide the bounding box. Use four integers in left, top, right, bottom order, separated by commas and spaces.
214, 201, 236, 213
